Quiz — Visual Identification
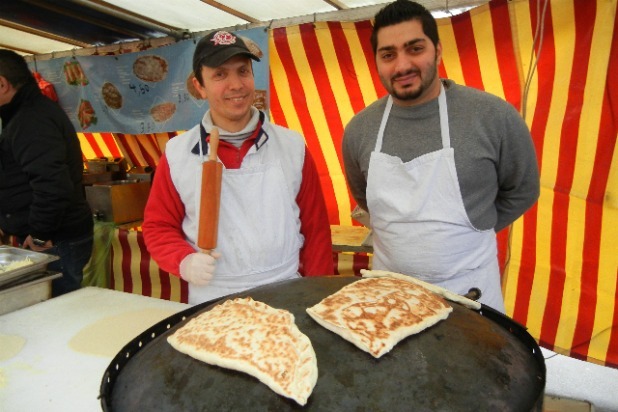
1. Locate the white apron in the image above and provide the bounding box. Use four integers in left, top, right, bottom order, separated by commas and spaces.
189, 132, 302, 304
367, 85, 505, 312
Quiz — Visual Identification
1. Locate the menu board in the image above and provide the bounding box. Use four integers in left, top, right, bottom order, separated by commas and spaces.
29, 28, 269, 134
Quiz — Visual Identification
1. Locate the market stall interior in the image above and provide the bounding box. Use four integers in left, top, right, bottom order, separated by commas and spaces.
101, 277, 546, 411
0, 0, 486, 56
0, 0, 617, 411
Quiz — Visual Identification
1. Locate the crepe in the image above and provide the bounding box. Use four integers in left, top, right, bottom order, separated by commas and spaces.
186, 72, 202, 100
150, 102, 176, 122
167, 297, 317, 406
306, 277, 452, 358
361, 269, 482, 310
133, 55, 168, 82
101, 82, 122, 109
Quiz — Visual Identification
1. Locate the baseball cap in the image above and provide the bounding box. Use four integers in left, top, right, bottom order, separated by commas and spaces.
193, 30, 260, 73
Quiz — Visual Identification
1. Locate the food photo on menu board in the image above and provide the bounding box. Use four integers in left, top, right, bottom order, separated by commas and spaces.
28, 28, 269, 134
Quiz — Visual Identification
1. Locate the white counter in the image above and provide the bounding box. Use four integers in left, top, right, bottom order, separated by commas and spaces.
1, 287, 617, 411
541, 347, 618, 411
0, 287, 189, 411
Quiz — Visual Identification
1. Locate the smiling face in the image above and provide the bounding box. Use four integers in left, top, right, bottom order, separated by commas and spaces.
375, 19, 442, 107
193, 55, 255, 132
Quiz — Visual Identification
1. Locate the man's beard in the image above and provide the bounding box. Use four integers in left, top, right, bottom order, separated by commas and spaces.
389, 60, 439, 102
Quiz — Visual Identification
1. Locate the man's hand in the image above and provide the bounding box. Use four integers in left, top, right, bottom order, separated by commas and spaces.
179, 251, 221, 286
23, 235, 53, 252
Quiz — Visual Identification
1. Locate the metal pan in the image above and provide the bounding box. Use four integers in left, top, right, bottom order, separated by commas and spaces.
0, 245, 59, 287
101, 276, 545, 411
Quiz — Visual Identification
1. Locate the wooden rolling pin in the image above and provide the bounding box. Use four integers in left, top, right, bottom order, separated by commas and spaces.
197, 127, 223, 251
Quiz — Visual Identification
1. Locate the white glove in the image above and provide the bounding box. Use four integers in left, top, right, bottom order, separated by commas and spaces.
179, 252, 221, 286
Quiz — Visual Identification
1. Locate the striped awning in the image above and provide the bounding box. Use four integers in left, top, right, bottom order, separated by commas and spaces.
268, 0, 618, 368
74, 0, 617, 368
78, 132, 178, 168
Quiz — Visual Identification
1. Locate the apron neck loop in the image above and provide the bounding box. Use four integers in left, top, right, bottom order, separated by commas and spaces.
375, 96, 393, 152
375, 82, 450, 153
437, 83, 450, 149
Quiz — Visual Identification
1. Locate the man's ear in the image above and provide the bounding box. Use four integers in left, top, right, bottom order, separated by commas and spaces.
0, 76, 9, 96
192, 75, 208, 100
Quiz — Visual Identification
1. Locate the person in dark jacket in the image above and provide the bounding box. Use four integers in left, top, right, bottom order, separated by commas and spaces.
0, 49, 93, 296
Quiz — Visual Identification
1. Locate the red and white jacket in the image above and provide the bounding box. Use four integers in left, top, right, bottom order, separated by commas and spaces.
143, 110, 333, 287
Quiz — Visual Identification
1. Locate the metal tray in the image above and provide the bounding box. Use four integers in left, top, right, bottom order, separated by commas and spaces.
0, 270, 61, 315
0, 246, 59, 287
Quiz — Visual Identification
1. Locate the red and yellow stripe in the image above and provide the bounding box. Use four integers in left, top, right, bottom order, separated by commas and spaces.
78, 132, 122, 161
110, 228, 188, 303
269, 0, 618, 368
78, 132, 177, 167
75, 0, 617, 368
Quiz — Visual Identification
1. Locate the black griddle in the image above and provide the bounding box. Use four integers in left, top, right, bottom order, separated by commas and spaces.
101, 276, 545, 411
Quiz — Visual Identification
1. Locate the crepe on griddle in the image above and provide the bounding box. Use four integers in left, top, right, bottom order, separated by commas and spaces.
167, 297, 317, 406
133, 55, 168, 82
306, 277, 452, 358
361, 269, 482, 310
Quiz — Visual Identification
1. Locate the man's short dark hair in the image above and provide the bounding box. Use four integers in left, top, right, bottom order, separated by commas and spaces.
0, 49, 35, 89
370, 0, 440, 55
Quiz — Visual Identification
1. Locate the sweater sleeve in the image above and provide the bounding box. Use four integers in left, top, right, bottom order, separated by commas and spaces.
342, 116, 370, 212
142, 154, 195, 276
494, 105, 540, 232
296, 149, 334, 276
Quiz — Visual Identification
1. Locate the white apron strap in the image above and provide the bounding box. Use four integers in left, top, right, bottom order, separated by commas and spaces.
375, 84, 449, 153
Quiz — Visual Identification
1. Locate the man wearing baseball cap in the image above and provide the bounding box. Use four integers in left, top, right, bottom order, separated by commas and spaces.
143, 30, 333, 304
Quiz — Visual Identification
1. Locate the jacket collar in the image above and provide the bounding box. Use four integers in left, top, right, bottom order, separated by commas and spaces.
0, 82, 40, 126
191, 110, 269, 156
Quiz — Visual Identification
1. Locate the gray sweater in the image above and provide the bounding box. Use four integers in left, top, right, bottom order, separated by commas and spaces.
342, 79, 540, 232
